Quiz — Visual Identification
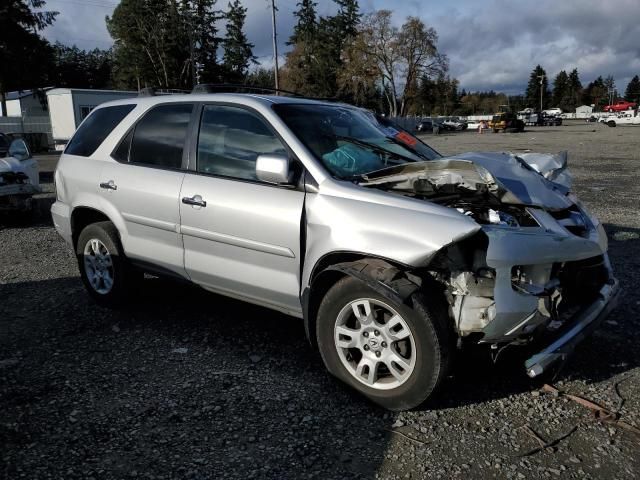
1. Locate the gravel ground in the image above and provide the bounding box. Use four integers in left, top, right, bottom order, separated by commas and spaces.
1, 122, 639, 479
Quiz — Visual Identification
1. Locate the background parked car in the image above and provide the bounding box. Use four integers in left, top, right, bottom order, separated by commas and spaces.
440, 116, 468, 131
603, 100, 637, 112
416, 117, 445, 132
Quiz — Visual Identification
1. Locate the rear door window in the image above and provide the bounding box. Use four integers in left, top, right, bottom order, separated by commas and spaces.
129, 103, 194, 169
65, 104, 135, 157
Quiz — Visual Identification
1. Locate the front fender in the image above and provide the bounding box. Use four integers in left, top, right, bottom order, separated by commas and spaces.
301, 184, 480, 291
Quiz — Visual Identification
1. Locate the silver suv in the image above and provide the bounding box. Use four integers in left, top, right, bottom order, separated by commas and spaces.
51, 94, 619, 410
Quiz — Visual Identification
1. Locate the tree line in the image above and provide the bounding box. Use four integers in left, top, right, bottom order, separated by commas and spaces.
524, 65, 640, 113
0, 0, 260, 114
2, 0, 640, 117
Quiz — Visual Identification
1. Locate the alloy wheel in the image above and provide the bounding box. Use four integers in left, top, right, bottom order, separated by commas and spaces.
334, 298, 416, 390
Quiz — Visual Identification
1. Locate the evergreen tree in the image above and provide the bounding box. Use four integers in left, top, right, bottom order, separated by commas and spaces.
52, 43, 112, 89
222, 0, 256, 83
567, 68, 582, 110
551, 70, 569, 111
283, 0, 360, 98
246, 68, 275, 89
333, 0, 360, 39
525, 65, 549, 110
288, 0, 317, 45
624, 75, 640, 103
108, 0, 190, 89
189, 0, 223, 84
0, 0, 58, 115
582, 76, 607, 110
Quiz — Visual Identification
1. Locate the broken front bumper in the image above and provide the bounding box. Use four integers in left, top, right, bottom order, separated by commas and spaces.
525, 278, 620, 377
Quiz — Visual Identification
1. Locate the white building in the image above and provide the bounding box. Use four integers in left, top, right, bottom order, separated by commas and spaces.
46, 88, 138, 149
575, 105, 594, 118
1, 89, 52, 117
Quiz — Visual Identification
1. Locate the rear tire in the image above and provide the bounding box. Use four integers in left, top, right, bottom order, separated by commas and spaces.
607, 120, 616, 127
76, 221, 140, 307
316, 276, 452, 410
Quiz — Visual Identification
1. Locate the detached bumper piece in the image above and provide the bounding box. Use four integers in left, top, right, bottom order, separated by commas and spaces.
525, 278, 620, 377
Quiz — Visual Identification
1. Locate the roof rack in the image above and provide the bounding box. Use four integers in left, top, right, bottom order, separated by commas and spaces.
191, 83, 305, 97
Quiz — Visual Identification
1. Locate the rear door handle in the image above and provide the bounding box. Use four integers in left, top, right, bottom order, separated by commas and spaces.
99, 180, 117, 190
182, 195, 206, 207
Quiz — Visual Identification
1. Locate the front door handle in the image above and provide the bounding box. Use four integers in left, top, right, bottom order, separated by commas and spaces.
182, 195, 206, 207
99, 180, 117, 190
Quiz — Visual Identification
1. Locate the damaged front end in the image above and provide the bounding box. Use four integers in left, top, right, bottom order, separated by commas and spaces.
0, 156, 40, 212
360, 151, 619, 377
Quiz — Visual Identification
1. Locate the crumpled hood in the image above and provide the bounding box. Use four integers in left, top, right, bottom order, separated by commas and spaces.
361, 151, 575, 210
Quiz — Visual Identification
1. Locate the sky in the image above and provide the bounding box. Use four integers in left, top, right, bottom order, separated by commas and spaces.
41, 0, 640, 95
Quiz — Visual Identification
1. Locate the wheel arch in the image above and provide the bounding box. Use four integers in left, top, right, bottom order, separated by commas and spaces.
71, 206, 118, 250
302, 252, 425, 348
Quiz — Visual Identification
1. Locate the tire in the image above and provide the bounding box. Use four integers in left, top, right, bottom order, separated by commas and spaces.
76, 221, 139, 307
607, 120, 616, 127
316, 276, 452, 410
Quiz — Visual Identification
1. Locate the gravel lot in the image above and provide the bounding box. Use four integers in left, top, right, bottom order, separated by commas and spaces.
1, 122, 639, 479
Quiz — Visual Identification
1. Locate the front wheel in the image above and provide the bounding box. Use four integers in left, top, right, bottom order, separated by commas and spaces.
316, 276, 452, 410
76, 221, 140, 307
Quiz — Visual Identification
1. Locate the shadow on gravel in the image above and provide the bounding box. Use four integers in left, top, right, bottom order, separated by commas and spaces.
2, 223, 638, 478
1, 276, 393, 479
0, 201, 54, 230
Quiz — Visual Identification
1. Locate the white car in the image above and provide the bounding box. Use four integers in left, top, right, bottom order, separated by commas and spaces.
542, 108, 562, 116
603, 111, 640, 127
0, 138, 40, 212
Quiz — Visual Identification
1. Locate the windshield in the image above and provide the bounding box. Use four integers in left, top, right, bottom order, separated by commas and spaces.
273, 104, 440, 179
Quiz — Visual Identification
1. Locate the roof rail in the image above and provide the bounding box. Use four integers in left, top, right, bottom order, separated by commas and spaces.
190, 83, 306, 97
138, 87, 190, 97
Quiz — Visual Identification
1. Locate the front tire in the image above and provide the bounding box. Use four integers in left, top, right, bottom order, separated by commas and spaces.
316, 276, 452, 410
76, 221, 139, 307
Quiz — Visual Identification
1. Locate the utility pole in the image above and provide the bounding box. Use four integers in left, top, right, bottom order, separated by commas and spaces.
270, 0, 279, 91
537, 75, 545, 112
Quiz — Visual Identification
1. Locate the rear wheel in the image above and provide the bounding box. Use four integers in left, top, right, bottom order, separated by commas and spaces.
607, 120, 616, 127
316, 276, 452, 410
76, 221, 140, 307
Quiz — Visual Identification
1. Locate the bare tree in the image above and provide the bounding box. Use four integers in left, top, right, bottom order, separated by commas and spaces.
348, 11, 446, 116
397, 17, 447, 115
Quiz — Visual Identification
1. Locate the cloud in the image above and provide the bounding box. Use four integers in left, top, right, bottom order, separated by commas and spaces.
432, 0, 640, 93
41, 0, 640, 94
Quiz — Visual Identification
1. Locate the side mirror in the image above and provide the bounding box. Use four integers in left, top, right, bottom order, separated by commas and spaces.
256, 154, 291, 184
8, 139, 31, 161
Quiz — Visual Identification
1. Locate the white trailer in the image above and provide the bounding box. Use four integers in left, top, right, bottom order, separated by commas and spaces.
46, 88, 138, 150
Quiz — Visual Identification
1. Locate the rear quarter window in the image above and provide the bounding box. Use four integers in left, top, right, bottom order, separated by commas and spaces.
65, 104, 136, 157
